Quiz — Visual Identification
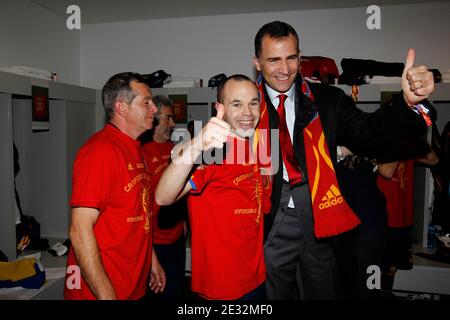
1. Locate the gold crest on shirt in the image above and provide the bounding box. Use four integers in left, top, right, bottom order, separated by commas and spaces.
252, 178, 263, 224
141, 185, 152, 232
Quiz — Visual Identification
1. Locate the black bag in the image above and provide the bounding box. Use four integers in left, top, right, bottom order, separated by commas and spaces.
208, 73, 227, 88
338, 58, 404, 86
16, 215, 42, 252
142, 70, 171, 88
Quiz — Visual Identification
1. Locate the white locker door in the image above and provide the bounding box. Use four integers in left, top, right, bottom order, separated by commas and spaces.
0, 93, 16, 260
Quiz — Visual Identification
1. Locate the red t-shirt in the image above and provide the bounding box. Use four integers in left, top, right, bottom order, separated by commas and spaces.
64, 124, 153, 300
377, 160, 414, 228
187, 139, 268, 300
142, 141, 184, 244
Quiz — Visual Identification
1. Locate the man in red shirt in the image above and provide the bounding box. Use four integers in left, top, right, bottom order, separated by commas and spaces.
141, 95, 186, 300
64, 72, 165, 300
155, 74, 270, 300
377, 150, 438, 290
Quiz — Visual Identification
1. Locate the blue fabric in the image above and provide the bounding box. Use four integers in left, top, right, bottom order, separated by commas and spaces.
189, 179, 197, 191
0, 263, 45, 289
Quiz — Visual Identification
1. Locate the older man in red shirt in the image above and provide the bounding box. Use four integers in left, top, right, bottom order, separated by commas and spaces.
141, 95, 186, 300
64, 72, 165, 300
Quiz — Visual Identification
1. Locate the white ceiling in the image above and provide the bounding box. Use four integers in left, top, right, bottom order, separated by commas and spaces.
28, 0, 447, 24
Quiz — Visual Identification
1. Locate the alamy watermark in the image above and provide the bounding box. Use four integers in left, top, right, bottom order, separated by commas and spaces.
66, 263, 382, 291
66, 5, 81, 30
66, 265, 81, 290
366, 265, 381, 290
366, 5, 381, 30
66, 5, 380, 31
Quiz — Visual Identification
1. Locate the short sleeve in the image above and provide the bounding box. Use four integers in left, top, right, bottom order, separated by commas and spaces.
70, 142, 117, 210
189, 165, 215, 194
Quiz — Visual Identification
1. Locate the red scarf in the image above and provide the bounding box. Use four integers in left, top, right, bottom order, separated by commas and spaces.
254, 74, 361, 238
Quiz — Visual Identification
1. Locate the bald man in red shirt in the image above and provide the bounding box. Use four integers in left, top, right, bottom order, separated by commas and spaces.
156, 74, 271, 300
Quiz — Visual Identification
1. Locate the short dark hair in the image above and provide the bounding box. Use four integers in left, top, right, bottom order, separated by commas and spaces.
101, 72, 146, 120
152, 95, 173, 120
254, 21, 299, 58
216, 74, 256, 104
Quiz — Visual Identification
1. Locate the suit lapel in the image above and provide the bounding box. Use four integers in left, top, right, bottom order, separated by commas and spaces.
293, 76, 319, 166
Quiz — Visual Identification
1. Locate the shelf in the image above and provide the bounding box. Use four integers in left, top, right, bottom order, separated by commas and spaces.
0, 238, 67, 300
0, 71, 97, 104
394, 244, 450, 295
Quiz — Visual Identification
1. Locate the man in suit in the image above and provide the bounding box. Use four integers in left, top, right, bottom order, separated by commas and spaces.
252, 21, 435, 299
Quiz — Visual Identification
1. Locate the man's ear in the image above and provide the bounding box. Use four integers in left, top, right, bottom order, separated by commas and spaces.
253, 56, 262, 72
114, 101, 126, 117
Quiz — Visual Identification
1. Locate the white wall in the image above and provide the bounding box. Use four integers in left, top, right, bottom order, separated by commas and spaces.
80, 2, 450, 89
0, 0, 80, 85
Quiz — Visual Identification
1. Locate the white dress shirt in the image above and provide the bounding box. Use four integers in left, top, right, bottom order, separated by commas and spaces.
266, 84, 296, 208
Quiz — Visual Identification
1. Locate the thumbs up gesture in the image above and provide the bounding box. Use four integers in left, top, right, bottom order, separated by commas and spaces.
194, 103, 244, 152
215, 103, 225, 121
401, 49, 435, 106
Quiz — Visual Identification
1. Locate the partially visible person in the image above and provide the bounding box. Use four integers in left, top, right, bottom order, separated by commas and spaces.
378, 151, 438, 291
333, 147, 389, 299
155, 74, 271, 300
141, 95, 187, 301
64, 72, 165, 300
431, 122, 450, 234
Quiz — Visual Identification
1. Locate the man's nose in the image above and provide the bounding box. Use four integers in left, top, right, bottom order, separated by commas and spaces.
241, 104, 251, 115
279, 60, 289, 74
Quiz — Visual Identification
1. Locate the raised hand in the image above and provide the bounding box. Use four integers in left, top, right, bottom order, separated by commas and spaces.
194, 104, 244, 151
401, 49, 435, 106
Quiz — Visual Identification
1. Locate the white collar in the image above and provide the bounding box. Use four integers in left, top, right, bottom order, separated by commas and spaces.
265, 83, 295, 106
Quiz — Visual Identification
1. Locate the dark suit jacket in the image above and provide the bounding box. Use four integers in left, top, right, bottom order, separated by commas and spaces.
263, 75, 432, 240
